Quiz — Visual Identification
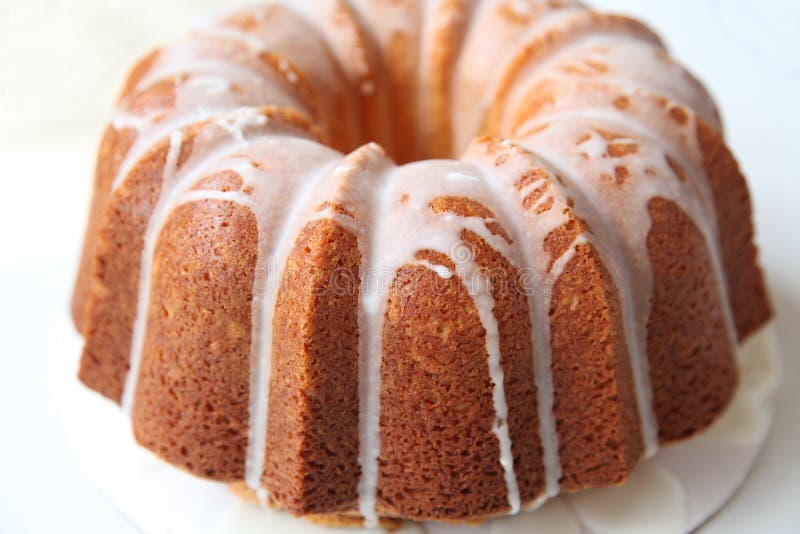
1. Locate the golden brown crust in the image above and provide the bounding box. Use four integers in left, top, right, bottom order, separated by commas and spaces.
78, 135, 174, 402
422, 0, 474, 159
506, 79, 772, 343
123, 78, 177, 117
463, 134, 645, 493
264, 219, 362, 515
646, 197, 739, 441
118, 49, 161, 103
326, 0, 396, 155
696, 121, 772, 339
190, 170, 245, 192
379, 261, 510, 520
385, 31, 419, 164
429, 195, 514, 244
549, 242, 644, 490
71, 125, 137, 332
132, 199, 257, 479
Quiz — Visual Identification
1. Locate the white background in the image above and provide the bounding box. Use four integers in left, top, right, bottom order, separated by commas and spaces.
0, 0, 798, 532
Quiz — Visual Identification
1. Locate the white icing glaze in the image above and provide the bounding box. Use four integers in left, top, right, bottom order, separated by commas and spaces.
193, 26, 269, 55
461, 233, 521, 515
501, 33, 721, 133
524, 130, 663, 458
108, 47, 305, 194
118, 104, 341, 497
121, 128, 184, 413
353, 148, 395, 529
416, 259, 455, 279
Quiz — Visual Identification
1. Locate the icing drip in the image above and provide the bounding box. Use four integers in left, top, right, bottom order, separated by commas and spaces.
514, 105, 738, 456
466, 256, 522, 515
241, 152, 340, 497
518, 137, 662, 458
352, 156, 528, 522
115, 98, 339, 497
355, 159, 393, 528
174, 189, 252, 207
168, 138, 343, 498
466, 141, 591, 500
121, 129, 184, 413
416, 259, 455, 279
122, 125, 304, 415
215, 108, 267, 144
193, 26, 268, 54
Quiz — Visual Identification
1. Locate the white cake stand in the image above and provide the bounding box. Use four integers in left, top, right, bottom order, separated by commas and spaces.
56, 319, 780, 534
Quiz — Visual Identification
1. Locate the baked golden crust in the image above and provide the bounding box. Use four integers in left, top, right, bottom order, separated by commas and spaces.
421, 0, 474, 159
133, 199, 256, 479
265, 219, 362, 515
380, 259, 511, 519
697, 121, 772, 339
550, 242, 644, 491
646, 197, 738, 441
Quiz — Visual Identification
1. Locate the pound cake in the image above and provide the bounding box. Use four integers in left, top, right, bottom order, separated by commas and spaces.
71, 0, 771, 526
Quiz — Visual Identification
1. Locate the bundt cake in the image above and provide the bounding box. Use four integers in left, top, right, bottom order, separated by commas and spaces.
71, 0, 772, 527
